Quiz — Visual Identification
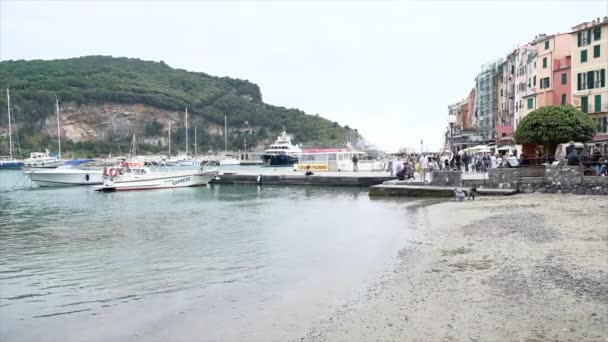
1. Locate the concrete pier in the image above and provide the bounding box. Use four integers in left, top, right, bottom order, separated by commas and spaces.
369, 184, 518, 197
211, 170, 394, 187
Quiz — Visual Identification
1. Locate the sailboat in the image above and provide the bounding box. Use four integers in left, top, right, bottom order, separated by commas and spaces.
176, 108, 201, 166
219, 116, 240, 166
0, 88, 24, 169
23, 96, 64, 168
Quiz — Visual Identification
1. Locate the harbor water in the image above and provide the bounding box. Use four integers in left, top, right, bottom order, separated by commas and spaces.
0, 169, 430, 341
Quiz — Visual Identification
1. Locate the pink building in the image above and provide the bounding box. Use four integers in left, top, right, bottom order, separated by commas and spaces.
553, 55, 571, 105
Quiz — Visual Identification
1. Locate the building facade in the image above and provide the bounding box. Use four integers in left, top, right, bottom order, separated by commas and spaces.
570, 17, 608, 141
474, 60, 503, 144
534, 33, 573, 109
553, 55, 572, 106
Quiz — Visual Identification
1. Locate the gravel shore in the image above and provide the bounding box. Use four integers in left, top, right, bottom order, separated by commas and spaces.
300, 194, 608, 342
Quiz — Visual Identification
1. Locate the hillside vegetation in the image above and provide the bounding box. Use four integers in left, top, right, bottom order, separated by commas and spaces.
0, 56, 358, 155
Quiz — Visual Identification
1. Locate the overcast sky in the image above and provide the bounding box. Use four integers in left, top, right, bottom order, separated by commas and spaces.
1, 1, 606, 151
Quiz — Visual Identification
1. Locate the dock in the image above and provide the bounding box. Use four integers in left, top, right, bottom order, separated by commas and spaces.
369, 184, 518, 197
211, 170, 394, 187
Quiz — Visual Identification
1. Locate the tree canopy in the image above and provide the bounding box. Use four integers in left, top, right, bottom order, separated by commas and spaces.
514, 105, 596, 147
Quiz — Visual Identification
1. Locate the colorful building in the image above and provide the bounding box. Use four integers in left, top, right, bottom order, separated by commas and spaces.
534, 33, 573, 108
570, 17, 608, 141
514, 45, 534, 129
553, 55, 572, 106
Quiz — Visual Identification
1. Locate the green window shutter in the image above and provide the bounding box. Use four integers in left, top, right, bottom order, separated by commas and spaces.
578, 32, 582, 47
533, 76, 536, 86
545, 41, 549, 49
577, 73, 582, 90
581, 50, 588, 62
546, 77, 550, 88
601, 69, 606, 87
527, 98, 534, 109
561, 73, 567, 85
595, 95, 602, 112
543, 57, 547, 68
581, 96, 588, 113
594, 45, 600, 58
588, 71, 595, 89
561, 94, 566, 105
594, 28, 601, 40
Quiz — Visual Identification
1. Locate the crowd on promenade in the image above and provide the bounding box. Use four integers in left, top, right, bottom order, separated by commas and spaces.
389, 145, 608, 181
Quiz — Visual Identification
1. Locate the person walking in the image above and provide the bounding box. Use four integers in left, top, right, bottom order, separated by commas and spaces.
352, 154, 359, 172
420, 154, 429, 182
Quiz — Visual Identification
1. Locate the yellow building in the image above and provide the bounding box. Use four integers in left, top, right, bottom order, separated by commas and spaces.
571, 17, 608, 140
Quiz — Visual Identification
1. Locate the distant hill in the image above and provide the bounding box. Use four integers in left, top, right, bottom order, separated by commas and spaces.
0, 56, 360, 155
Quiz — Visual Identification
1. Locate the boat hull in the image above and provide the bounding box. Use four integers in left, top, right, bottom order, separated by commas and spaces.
95, 170, 218, 192
0, 160, 24, 169
23, 160, 64, 168
219, 158, 240, 166
262, 154, 298, 166
25, 169, 104, 187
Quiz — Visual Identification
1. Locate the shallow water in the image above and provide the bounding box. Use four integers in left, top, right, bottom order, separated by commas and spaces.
0, 169, 430, 341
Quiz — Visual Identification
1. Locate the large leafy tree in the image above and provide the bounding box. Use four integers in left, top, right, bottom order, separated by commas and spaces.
514, 105, 596, 154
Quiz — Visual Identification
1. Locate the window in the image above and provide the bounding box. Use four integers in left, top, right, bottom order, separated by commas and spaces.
540, 77, 550, 89
594, 27, 601, 41
581, 50, 588, 62
543, 57, 547, 68
561, 94, 567, 105
561, 73, 567, 85
527, 98, 534, 109
587, 70, 595, 89
578, 30, 592, 46
500, 89, 503, 96
581, 96, 588, 113
533, 76, 536, 86
545, 40, 549, 49
598, 117, 608, 133
595, 95, 602, 113
594, 45, 600, 58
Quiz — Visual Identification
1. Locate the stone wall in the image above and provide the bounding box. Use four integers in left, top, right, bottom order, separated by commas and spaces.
431, 171, 462, 186
433, 166, 608, 195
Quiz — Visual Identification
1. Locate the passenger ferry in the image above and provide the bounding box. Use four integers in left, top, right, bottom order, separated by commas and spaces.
261, 130, 301, 166
294, 148, 387, 172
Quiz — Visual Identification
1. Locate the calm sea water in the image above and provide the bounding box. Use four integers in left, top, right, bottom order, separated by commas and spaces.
0, 169, 431, 341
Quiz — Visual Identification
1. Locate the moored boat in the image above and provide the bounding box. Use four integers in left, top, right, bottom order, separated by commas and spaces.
95, 161, 218, 192
24, 159, 103, 187
261, 130, 301, 166
23, 150, 65, 168
1, 89, 24, 170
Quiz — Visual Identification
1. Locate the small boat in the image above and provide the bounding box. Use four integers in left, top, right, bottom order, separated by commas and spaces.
24, 159, 103, 187
219, 155, 240, 166
95, 161, 218, 192
0, 157, 23, 169
23, 150, 64, 168
261, 130, 301, 166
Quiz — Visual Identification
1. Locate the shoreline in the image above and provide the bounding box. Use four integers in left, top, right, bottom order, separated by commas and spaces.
300, 194, 608, 341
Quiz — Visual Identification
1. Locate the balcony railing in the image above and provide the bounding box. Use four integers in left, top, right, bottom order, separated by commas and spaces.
553, 57, 571, 70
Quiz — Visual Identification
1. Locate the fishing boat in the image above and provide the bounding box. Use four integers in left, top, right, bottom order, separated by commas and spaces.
1, 89, 24, 169
261, 129, 301, 166
95, 161, 218, 192
24, 159, 103, 187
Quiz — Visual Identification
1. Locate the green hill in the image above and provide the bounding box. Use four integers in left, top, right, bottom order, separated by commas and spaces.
0, 56, 359, 155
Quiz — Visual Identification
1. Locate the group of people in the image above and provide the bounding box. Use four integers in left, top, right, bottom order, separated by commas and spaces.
565, 143, 607, 176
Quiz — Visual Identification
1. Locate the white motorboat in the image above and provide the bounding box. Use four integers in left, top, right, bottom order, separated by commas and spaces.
25, 159, 103, 187
95, 161, 218, 192
23, 150, 64, 168
219, 156, 240, 166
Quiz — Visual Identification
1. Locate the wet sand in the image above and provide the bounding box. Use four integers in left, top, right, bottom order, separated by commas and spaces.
301, 194, 608, 342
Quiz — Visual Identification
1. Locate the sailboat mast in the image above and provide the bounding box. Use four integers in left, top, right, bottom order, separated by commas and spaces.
168, 122, 171, 156
6, 89, 12, 159
56, 96, 61, 158
224, 116, 227, 155
185, 108, 188, 156
194, 126, 197, 156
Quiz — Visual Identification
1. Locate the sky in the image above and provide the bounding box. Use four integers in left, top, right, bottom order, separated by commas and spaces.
1, 1, 606, 152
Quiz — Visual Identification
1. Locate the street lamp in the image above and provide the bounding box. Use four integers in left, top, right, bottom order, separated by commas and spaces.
447, 114, 456, 154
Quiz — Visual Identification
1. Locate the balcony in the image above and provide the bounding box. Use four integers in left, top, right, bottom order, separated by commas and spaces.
553, 57, 571, 70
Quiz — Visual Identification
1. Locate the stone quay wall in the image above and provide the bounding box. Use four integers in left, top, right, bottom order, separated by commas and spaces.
430, 167, 608, 195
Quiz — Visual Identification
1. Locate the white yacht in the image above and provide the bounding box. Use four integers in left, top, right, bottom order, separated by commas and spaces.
25, 159, 103, 187
95, 161, 218, 192
261, 130, 302, 166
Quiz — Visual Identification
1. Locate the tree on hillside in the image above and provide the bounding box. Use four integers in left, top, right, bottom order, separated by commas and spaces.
514, 105, 596, 157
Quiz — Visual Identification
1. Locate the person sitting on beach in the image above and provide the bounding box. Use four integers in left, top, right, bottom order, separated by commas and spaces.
453, 188, 466, 202
467, 187, 478, 200
305, 165, 314, 176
